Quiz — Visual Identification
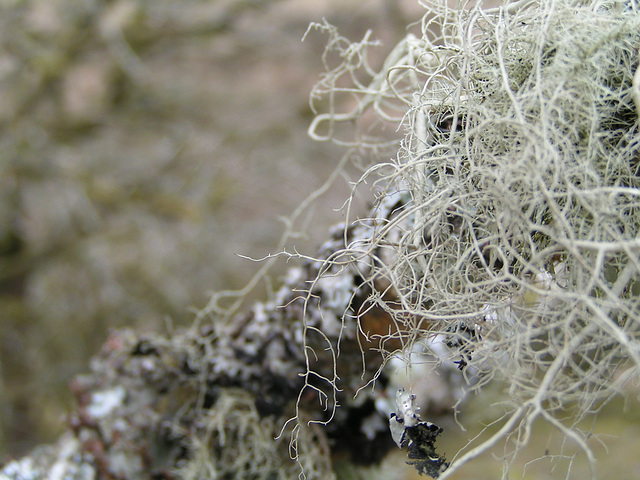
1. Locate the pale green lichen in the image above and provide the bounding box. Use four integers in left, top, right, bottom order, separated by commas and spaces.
303, 0, 640, 477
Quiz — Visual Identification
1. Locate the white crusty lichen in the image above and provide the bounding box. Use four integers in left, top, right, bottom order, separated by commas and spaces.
389, 388, 420, 447
86, 385, 126, 419
1, 433, 95, 480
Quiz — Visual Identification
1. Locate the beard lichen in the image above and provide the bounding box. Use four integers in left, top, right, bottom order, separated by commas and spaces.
299, 0, 640, 478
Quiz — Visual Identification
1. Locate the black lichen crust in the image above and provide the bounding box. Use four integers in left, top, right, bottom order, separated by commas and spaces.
403, 422, 449, 478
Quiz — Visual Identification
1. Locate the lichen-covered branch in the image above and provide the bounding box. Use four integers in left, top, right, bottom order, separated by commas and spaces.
0, 205, 451, 479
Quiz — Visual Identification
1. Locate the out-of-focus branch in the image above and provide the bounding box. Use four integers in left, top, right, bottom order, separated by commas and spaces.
0, 205, 449, 479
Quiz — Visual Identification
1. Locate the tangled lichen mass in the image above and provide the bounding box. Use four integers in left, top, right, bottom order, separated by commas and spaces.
298, 0, 640, 477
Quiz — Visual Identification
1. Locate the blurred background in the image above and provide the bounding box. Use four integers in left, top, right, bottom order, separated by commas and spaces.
0, 0, 423, 461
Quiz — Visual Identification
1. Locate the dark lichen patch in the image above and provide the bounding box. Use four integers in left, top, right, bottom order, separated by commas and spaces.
404, 422, 449, 478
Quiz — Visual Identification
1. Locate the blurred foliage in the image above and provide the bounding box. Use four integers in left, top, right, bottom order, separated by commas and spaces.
0, 0, 417, 461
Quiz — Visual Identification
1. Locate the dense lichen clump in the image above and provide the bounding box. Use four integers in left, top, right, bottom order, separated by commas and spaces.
314, 0, 640, 477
